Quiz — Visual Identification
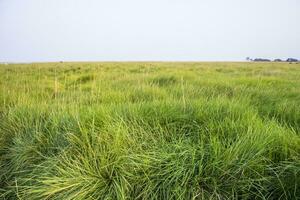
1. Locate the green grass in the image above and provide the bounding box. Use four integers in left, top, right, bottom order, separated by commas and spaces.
0, 62, 299, 199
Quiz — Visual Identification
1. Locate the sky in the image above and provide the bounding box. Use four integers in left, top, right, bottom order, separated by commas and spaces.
0, 0, 299, 62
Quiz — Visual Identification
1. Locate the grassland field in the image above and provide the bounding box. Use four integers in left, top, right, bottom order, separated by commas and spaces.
0, 62, 299, 199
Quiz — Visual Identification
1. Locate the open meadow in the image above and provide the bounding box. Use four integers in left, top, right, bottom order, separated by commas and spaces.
0, 62, 299, 199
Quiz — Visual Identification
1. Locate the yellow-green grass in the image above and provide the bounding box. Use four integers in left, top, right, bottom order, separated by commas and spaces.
0, 62, 299, 199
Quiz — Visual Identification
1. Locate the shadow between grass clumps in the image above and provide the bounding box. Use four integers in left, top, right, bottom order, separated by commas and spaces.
150, 75, 178, 87
66, 74, 94, 88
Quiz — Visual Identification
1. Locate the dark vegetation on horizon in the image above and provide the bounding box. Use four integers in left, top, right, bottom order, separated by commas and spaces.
246, 57, 299, 62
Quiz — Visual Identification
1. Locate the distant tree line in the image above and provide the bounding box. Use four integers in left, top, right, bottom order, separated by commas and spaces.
246, 57, 298, 62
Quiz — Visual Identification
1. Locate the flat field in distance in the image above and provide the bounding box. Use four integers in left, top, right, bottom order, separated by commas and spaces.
0, 62, 299, 199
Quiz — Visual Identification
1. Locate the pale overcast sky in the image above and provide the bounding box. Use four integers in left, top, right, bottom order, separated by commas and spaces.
0, 0, 299, 62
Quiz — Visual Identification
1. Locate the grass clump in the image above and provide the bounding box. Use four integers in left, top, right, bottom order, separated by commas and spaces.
0, 62, 299, 199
